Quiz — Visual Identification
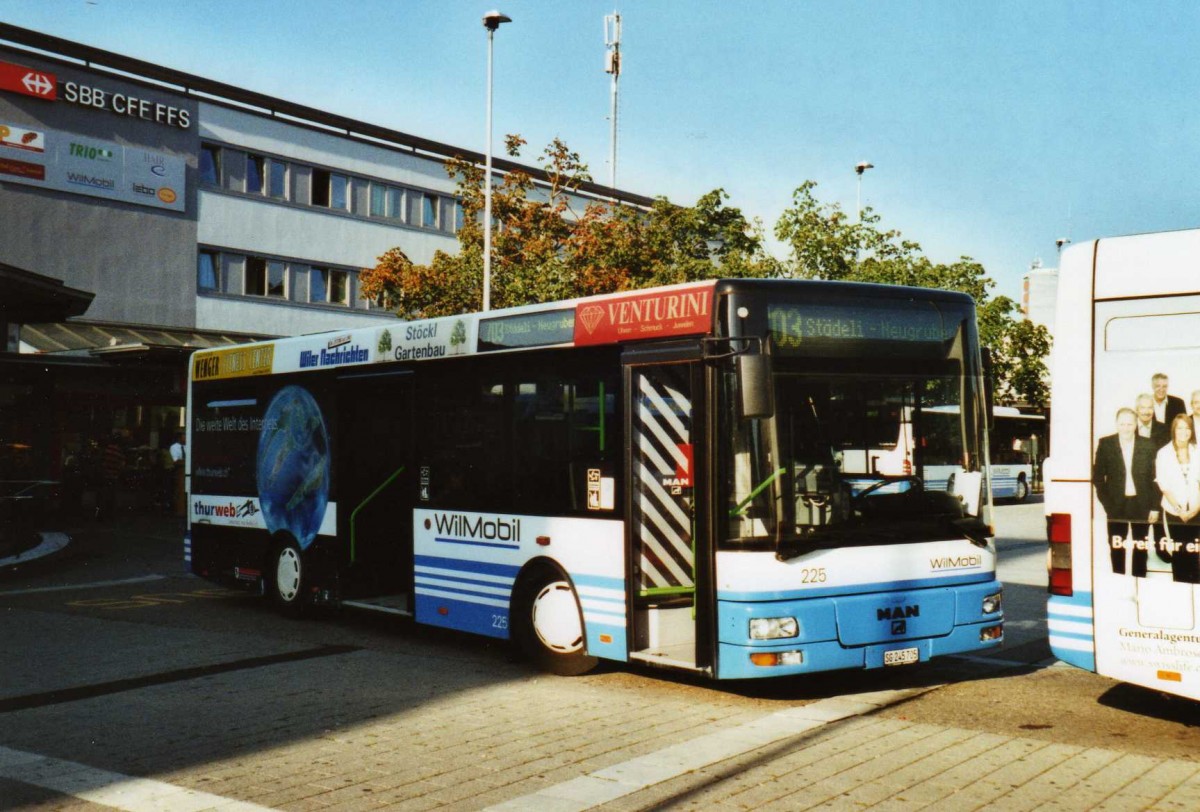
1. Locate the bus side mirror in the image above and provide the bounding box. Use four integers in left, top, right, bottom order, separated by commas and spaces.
738, 349, 774, 419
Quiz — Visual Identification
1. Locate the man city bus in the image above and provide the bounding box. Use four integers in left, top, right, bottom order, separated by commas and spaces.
186, 278, 1003, 679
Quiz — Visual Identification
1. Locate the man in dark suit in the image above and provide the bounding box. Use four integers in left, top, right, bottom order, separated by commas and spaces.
1188, 389, 1200, 437
1093, 407, 1160, 577
1152, 373, 1186, 434
1135, 394, 1169, 448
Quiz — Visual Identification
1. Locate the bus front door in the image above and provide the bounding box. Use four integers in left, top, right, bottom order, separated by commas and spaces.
625, 356, 708, 672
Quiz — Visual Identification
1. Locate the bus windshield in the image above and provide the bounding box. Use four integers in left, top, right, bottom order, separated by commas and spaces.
722, 358, 989, 556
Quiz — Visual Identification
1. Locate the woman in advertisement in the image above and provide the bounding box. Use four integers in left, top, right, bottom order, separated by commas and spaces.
1155, 414, 1200, 584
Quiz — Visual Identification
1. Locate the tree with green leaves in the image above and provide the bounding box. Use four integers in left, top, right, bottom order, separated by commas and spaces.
360, 143, 1048, 406
774, 180, 1050, 407
358, 136, 776, 319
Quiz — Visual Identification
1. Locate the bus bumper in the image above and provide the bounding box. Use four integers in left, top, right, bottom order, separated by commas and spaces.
715, 580, 1004, 680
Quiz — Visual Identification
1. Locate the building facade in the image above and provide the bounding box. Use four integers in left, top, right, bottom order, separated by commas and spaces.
1021, 262, 1059, 336
0, 24, 651, 508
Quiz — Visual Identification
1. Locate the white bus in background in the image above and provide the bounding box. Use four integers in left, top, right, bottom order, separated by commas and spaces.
878, 405, 1044, 502
1046, 227, 1200, 702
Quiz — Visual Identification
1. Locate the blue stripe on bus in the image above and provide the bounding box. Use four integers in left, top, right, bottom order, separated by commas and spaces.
572, 572, 625, 590
415, 594, 508, 639
414, 554, 520, 578
414, 570, 514, 591
1048, 591, 1093, 607
718, 573, 997, 602
434, 536, 520, 550
586, 622, 628, 661
414, 581, 508, 603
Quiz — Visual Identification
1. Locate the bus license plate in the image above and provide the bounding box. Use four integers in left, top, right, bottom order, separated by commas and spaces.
883, 647, 919, 666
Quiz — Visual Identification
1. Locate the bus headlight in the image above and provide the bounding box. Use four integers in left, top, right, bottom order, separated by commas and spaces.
982, 591, 1002, 615
749, 617, 799, 640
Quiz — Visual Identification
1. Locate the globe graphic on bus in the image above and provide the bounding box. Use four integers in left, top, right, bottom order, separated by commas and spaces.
256, 385, 330, 550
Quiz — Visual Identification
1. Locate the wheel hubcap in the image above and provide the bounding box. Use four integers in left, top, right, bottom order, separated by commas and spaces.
276, 547, 301, 602
531, 581, 584, 653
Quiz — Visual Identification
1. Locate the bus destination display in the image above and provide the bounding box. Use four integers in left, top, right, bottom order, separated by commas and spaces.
767, 302, 951, 353
478, 308, 576, 352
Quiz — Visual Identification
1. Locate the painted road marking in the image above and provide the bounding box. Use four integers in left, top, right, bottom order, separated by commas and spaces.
483, 685, 938, 811
0, 575, 166, 596
0, 531, 69, 569
0, 745, 275, 811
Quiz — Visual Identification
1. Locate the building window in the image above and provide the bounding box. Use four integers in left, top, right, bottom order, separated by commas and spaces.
198, 253, 220, 291
330, 173, 348, 211
245, 256, 266, 296
267, 159, 288, 199
310, 267, 349, 305
311, 169, 330, 206
387, 187, 404, 221
199, 145, 220, 185
267, 260, 287, 298
246, 154, 265, 194
370, 183, 387, 217
422, 193, 438, 228
439, 198, 456, 233
197, 251, 220, 291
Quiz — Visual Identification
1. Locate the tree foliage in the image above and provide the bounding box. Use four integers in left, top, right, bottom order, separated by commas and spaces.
358, 136, 776, 319
360, 142, 1049, 406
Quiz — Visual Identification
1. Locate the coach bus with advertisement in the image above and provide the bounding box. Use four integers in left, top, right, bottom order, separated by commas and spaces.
1047, 228, 1200, 701
186, 278, 1003, 679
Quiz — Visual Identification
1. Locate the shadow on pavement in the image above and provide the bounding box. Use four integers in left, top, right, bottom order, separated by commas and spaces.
1098, 682, 1200, 726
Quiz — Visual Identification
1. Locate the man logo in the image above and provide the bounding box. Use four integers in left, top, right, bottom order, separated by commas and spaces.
876, 604, 919, 620
891, 619, 907, 635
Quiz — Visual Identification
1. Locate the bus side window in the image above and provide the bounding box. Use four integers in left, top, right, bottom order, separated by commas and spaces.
425, 378, 509, 508
510, 376, 619, 515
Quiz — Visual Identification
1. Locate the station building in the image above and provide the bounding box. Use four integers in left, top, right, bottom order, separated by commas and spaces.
0, 24, 652, 511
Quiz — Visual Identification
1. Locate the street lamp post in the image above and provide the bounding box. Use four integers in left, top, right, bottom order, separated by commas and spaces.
855, 161, 874, 224
482, 10, 511, 312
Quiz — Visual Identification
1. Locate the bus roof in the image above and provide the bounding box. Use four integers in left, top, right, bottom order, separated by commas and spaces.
189, 278, 976, 384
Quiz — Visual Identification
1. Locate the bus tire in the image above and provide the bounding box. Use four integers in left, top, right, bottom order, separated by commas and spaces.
269, 538, 307, 617
512, 567, 598, 676
1015, 474, 1029, 502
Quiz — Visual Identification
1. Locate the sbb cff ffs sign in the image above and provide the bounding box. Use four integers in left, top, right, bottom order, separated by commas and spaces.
0, 60, 57, 100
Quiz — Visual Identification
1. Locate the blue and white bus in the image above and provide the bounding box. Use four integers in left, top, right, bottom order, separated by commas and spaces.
186, 279, 1003, 679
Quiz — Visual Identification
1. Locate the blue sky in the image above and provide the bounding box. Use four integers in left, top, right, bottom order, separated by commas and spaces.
2, 0, 1198, 301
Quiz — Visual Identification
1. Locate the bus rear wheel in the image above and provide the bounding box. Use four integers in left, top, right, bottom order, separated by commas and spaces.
513, 570, 598, 676
270, 540, 307, 617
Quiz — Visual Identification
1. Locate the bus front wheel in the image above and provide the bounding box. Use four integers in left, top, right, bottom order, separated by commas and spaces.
269, 540, 307, 617
513, 569, 598, 676
1015, 474, 1029, 502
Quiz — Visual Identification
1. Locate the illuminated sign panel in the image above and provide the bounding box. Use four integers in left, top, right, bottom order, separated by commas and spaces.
574, 283, 714, 346
479, 309, 575, 352
767, 301, 957, 355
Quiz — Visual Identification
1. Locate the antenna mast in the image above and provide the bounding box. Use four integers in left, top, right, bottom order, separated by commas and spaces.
604, 12, 621, 194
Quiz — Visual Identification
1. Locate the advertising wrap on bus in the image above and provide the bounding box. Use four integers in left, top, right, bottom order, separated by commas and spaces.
1048, 229, 1200, 701
1083, 296, 1200, 692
